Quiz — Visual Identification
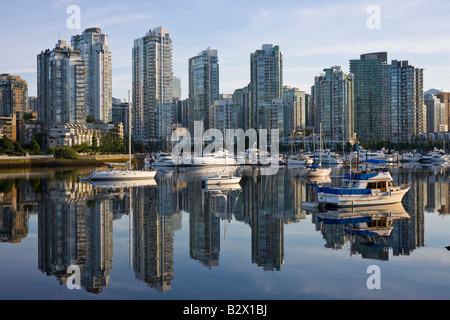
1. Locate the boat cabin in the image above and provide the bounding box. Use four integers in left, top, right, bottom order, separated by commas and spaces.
341, 170, 393, 193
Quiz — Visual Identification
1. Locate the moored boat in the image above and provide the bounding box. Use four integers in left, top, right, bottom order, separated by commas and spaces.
202, 175, 242, 186
316, 169, 410, 207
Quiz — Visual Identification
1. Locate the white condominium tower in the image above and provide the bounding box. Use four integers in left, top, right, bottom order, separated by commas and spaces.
71, 28, 113, 123
133, 27, 173, 145
37, 40, 86, 133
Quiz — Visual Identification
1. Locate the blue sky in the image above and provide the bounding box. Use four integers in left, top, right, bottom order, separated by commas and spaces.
1, 0, 450, 101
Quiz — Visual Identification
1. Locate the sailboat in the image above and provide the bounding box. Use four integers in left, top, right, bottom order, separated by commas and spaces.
304, 124, 332, 177
79, 91, 157, 182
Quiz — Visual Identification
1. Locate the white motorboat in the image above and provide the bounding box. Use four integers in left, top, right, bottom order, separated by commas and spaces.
312, 150, 343, 165
287, 154, 313, 166
202, 175, 242, 186
355, 148, 395, 163
401, 151, 422, 163
316, 169, 410, 207
421, 148, 447, 164
304, 165, 332, 177
183, 148, 237, 167
149, 153, 177, 168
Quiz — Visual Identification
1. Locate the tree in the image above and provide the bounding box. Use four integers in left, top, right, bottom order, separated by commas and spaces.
30, 140, 40, 154
23, 112, 35, 122
86, 115, 96, 123
0, 136, 14, 154
92, 134, 98, 150
13, 141, 26, 156
54, 147, 79, 159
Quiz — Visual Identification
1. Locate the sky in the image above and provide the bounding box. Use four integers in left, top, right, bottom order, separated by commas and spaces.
1, 0, 450, 101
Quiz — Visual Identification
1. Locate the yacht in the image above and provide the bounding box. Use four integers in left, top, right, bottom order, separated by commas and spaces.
287, 154, 313, 166
355, 148, 396, 163
316, 169, 410, 207
312, 150, 343, 165
183, 148, 237, 167
401, 151, 422, 163
304, 165, 332, 177
202, 175, 242, 186
79, 91, 157, 182
421, 148, 447, 164
240, 148, 283, 166
148, 153, 177, 168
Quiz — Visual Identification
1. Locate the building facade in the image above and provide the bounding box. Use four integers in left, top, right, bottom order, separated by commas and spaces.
37, 40, 86, 134
0, 74, 29, 117
425, 93, 445, 133
71, 28, 113, 123
283, 86, 306, 132
250, 44, 283, 131
232, 85, 250, 131
210, 98, 240, 135
349, 52, 391, 143
390, 60, 425, 144
132, 27, 173, 146
311, 66, 354, 148
188, 48, 219, 134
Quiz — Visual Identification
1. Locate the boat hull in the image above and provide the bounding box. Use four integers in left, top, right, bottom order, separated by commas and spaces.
304, 168, 332, 177
85, 170, 157, 181
318, 187, 410, 207
202, 177, 242, 186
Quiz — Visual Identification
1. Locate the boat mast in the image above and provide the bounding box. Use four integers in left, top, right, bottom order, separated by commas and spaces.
320, 123, 323, 167
128, 90, 132, 171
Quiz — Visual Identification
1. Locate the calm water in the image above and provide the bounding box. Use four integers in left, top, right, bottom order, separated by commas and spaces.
1, 164, 450, 300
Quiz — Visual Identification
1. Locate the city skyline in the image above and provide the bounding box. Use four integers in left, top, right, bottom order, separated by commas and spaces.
1, 0, 450, 102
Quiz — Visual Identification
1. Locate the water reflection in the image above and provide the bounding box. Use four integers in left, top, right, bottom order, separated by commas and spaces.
0, 165, 449, 295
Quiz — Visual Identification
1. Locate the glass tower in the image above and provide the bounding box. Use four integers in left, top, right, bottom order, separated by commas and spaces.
188, 48, 219, 134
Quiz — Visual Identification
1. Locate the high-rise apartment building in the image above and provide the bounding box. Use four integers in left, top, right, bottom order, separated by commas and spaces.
349, 52, 391, 143
425, 93, 445, 133
232, 85, 250, 131
250, 44, 283, 130
283, 86, 306, 132
188, 48, 219, 134
311, 66, 354, 147
71, 28, 112, 123
133, 27, 173, 145
37, 40, 86, 134
0, 74, 29, 117
390, 60, 424, 143
172, 76, 182, 100
210, 98, 240, 135
437, 91, 450, 129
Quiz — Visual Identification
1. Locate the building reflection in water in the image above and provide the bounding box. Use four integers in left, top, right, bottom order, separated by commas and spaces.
0, 165, 448, 294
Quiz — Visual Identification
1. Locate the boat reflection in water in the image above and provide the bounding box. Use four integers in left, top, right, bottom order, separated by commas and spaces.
314, 203, 411, 259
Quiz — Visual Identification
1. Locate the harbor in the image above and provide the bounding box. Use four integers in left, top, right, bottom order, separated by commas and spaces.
0, 159, 450, 300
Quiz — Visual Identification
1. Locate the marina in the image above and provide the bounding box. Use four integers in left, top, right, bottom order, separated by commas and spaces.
1, 160, 450, 300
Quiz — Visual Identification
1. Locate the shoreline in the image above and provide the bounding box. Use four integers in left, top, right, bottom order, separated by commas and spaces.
0, 154, 146, 169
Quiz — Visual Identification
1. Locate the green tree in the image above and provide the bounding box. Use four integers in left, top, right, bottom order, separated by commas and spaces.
87, 115, 96, 123
13, 141, 26, 156
92, 134, 98, 150
54, 147, 79, 159
30, 140, 41, 154
0, 136, 14, 154
23, 112, 35, 122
